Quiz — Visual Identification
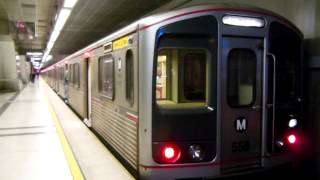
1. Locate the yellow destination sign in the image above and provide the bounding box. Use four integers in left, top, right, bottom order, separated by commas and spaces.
113, 36, 129, 50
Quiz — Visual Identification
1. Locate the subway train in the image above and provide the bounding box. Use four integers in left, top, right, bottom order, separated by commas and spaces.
41, 3, 304, 179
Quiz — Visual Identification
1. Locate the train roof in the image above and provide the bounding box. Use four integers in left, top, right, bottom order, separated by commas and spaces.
138, 3, 302, 34
42, 3, 302, 71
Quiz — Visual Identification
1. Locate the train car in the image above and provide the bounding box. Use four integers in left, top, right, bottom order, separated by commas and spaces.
56, 65, 65, 99
65, 57, 88, 119
41, 3, 304, 179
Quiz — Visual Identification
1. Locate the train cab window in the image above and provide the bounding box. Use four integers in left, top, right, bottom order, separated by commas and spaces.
99, 55, 114, 99
125, 50, 134, 105
228, 49, 256, 107
156, 48, 207, 108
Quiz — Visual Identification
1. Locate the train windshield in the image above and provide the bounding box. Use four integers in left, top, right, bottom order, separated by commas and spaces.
156, 48, 207, 108
152, 16, 217, 145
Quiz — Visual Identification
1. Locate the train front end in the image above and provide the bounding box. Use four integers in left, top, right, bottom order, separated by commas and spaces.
138, 4, 303, 179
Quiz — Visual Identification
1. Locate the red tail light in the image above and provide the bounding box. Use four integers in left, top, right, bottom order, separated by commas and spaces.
162, 144, 181, 163
287, 134, 297, 144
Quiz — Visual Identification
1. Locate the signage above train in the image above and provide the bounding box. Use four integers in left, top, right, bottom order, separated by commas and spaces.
113, 36, 129, 50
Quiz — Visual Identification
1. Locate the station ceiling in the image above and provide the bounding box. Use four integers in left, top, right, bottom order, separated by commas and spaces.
0, 0, 56, 53
0, 0, 171, 66
52, 0, 171, 55
3, 0, 319, 69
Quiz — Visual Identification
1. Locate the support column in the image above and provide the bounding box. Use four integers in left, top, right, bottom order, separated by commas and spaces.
17, 55, 31, 84
0, 35, 19, 92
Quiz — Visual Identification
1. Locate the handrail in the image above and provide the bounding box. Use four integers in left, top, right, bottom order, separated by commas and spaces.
267, 53, 276, 152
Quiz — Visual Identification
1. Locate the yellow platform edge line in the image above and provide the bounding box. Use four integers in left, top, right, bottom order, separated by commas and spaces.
40, 79, 85, 180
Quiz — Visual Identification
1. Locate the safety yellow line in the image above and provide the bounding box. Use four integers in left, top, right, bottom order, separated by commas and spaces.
40, 79, 85, 180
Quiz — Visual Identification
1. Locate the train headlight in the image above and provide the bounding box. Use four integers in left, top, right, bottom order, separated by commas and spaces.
288, 119, 298, 128
188, 144, 205, 161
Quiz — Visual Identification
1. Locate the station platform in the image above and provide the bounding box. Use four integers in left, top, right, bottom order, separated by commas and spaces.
0, 79, 134, 180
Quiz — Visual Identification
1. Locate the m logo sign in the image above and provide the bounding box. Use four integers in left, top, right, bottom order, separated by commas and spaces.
235, 117, 247, 133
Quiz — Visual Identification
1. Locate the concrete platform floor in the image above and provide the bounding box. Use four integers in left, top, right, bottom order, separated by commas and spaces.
0, 91, 16, 109
0, 79, 133, 180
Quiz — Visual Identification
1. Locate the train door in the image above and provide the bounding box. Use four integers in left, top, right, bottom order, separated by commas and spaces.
55, 69, 58, 91
84, 58, 91, 126
57, 68, 60, 92
220, 37, 263, 172
65, 64, 69, 101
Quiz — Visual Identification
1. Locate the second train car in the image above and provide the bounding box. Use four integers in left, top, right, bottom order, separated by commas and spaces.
42, 3, 304, 179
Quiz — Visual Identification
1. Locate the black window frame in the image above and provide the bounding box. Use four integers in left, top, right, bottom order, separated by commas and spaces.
125, 49, 134, 106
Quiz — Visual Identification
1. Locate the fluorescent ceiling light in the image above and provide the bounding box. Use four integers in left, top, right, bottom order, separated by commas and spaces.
49, 30, 60, 42
63, 0, 78, 8
47, 41, 55, 50
54, 8, 71, 31
16, 55, 20, 60
31, 57, 42, 61
27, 52, 43, 56
46, 55, 53, 61
222, 15, 265, 27
41, 51, 49, 62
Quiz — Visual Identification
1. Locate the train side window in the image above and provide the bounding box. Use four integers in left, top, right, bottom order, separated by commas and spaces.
156, 48, 207, 107
227, 49, 256, 107
72, 64, 75, 85
125, 50, 134, 105
99, 55, 114, 99
61, 67, 64, 81
74, 63, 80, 88
69, 65, 73, 86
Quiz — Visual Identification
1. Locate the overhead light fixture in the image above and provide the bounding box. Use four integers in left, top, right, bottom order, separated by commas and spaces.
42, 51, 49, 62
16, 55, 20, 60
63, 0, 78, 8
47, 41, 55, 51
49, 30, 60, 43
46, 55, 53, 62
31, 57, 42, 61
41, 0, 78, 65
27, 52, 43, 56
28, 35, 34, 40
222, 15, 265, 27
54, 8, 71, 31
